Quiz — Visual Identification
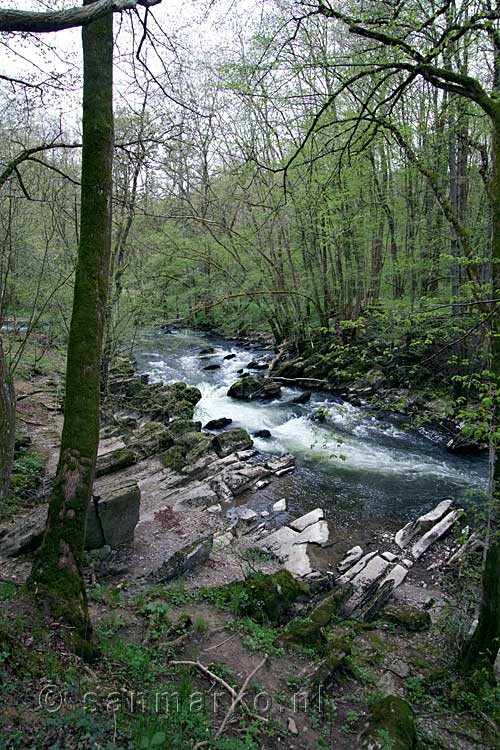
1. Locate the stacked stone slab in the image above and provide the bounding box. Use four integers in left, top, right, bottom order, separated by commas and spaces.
333, 499, 462, 621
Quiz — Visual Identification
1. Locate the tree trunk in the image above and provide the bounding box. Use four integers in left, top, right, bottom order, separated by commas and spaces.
0, 334, 15, 511
27, 1, 113, 659
459, 113, 500, 680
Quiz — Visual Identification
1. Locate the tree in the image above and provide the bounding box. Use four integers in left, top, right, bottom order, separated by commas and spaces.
303, 0, 500, 680
0, 0, 159, 656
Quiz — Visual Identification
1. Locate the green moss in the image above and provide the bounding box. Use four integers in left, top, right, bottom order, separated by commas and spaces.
160, 446, 186, 472
219, 570, 309, 624
362, 695, 417, 749
382, 604, 431, 632
282, 588, 345, 651
160, 432, 210, 471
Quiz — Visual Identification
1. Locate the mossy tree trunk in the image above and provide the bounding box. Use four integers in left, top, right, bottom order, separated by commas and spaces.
460, 110, 500, 681
27, 0, 113, 658
0, 334, 15, 510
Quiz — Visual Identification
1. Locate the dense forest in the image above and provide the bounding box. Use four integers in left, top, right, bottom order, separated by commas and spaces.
1, 1, 500, 748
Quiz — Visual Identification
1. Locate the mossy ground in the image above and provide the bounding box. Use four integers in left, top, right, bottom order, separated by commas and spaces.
0, 574, 498, 750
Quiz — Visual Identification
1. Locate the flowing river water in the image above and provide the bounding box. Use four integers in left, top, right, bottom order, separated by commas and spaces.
135, 328, 488, 528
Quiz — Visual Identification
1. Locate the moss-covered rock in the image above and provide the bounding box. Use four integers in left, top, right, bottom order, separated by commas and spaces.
220, 570, 309, 624
382, 604, 431, 632
227, 376, 281, 401
307, 624, 357, 698
129, 422, 174, 458
160, 432, 211, 472
282, 588, 345, 651
212, 428, 253, 457
360, 695, 417, 749
160, 446, 186, 472
95, 447, 137, 477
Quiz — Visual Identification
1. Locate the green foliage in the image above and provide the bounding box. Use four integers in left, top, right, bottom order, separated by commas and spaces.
0, 581, 17, 602
230, 617, 283, 655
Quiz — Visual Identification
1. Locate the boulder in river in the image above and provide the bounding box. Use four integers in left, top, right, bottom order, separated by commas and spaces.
212, 428, 253, 458
289, 391, 311, 405
253, 429, 271, 438
204, 417, 233, 430
224, 353, 236, 360
227, 375, 281, 401
199, 347, 215, 355
247, 359, 270, 370
203, 363, 221, 371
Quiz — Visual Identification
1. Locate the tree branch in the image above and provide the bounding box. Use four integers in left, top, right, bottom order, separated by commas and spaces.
0, 0, 161, 34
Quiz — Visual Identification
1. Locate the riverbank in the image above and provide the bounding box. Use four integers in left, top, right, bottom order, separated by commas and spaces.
0, 329, 498, 749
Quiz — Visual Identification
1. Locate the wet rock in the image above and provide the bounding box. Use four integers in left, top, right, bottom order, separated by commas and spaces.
294, 520, 330, 546
149, 535, 213, 582
359, 695, 417, 750
253, 429, 271, 438
203, 364, 221, 371
207, 503, 222, 513
231, 507, 258, 527
220, 463, 270, 495
199, 347, 215, 355
382, 551, 398, 562
95, 447, 137, 477
289, 391, 311, 405
212, 428, 253, 458
227, 376, 281, 401
265, 454, 295, 475
224, 353, 236, 360
168, 417, 202, 435
446, 431, 486, 455
247, 359, 270, 370
204, 417, 233, 431
273, 357, 307, 379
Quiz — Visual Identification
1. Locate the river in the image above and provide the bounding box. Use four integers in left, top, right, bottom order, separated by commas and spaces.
135, 328, 488, 527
